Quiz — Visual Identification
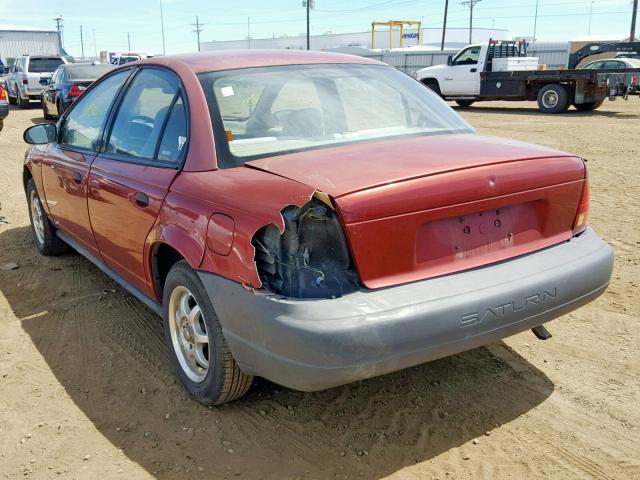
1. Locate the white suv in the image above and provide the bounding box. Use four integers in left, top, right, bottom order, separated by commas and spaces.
6, 55, 66, 108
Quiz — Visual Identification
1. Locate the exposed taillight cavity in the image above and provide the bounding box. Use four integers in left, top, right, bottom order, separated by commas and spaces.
22, 78, 28, 85
574, 178, 589, 234
69, 85, 86, 97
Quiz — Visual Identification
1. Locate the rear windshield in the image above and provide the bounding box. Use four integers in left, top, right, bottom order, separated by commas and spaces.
199, 63, 474, 168
66, 65, 114, 80
29, 57, 64, 73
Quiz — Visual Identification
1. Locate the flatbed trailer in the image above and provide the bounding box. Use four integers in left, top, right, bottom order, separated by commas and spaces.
417, 40, 640, 113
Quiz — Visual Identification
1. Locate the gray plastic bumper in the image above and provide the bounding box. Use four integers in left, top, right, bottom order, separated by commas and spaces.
198, 228, 613, 391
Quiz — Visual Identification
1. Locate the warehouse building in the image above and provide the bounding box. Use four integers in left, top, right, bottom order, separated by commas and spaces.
201, 27, 509, 51
0, 24, 62, 65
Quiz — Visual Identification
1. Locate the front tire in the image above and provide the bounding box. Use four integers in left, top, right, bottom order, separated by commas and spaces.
163, 261, 253, 405
26, 178, 68, 256
455, 100, 475, 108
537, 84, 570, 114
422, 79, 443, 97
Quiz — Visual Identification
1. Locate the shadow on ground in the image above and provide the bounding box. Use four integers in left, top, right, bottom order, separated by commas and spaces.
452, 102, 640, 119
0, 225, 555, 479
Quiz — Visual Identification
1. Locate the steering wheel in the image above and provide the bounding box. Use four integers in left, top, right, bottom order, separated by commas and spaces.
129, 115, 155, 127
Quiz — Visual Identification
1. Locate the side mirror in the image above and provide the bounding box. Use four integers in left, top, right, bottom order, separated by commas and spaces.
447, 55, 453, 66
24, 123, 57, 145
39, 77, 51, 86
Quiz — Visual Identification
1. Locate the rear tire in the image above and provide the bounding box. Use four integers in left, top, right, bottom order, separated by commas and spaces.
574, 100, 604, 111
26, 178, 69, 256
537, 84, 569, 114
163, 260, 253, 405
422, 79, 443, 97
42, 97, 54, 120
455, 100, 475, 108
17, 90, 29, 109
8, 88, 17, 105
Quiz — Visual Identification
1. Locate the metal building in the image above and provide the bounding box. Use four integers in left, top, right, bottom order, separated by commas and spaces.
0, 24, 62, 63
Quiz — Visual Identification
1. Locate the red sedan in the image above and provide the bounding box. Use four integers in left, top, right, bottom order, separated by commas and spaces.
22, 50, 613, 404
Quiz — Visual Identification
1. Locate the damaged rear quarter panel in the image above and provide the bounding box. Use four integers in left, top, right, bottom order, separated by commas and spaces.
168, 168, 316, 288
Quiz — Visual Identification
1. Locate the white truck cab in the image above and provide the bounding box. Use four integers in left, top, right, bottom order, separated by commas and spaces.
417, 44, 486, 98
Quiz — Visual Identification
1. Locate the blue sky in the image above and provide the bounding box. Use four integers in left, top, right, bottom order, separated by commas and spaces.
2, 0, 636, 56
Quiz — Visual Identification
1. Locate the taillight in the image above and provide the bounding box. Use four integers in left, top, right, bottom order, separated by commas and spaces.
22, 78, 28, 85
573, 178, 589, 234
0, 85, 6, 101
69, 85, 86, 97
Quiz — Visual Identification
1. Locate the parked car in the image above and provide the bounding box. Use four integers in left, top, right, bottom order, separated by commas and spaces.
111, 54, 141, 65
579, 58, 640, 70
21, 51, 614, 405
0, 79, 9, 131
6, 55, 67, 108
41, 63, 116, 119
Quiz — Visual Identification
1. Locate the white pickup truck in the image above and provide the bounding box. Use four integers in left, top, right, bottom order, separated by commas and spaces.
417, 40, 640, 113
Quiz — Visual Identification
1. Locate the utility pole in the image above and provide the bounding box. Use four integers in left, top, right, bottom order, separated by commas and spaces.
247, 17, 251, 49
440, 0, 448, 50
533, 0, 539, 39
303, 0, 315, 50
460, 0, 482, 44
53, 15, 64, 53
588, 1, 594, 35
127, 32, 131, 51
160, 0, 166, 55
632, 0, 638, 41
80, 26, 85, 60
191, 16, 204, 52
93, 29, 97, 58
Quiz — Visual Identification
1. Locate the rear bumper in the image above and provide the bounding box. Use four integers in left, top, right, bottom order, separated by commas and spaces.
198, 227, 613, 391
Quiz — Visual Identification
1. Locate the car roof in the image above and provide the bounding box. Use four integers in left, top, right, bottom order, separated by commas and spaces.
61, 63, 114, 69
133, 49, 382, 74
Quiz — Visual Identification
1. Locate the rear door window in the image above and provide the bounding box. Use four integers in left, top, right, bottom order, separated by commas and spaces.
106, 68, 182, 162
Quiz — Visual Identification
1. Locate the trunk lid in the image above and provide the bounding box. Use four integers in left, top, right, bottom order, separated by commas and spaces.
246, 134, 586, 289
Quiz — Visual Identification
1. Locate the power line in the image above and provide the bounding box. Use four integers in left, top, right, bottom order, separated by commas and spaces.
460, 0, 482, 43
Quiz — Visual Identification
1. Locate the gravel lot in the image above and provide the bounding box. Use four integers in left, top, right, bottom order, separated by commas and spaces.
0, 99, 638, 480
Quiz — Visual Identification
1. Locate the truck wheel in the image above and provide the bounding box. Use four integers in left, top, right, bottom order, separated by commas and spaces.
17, 90, 29, 109
455, 100, 475, 108
537, 84, 569, 114
574, 100, 604, 111
163, 261, 253, 405
422, 79, 443, 97
26, 179, 69, 256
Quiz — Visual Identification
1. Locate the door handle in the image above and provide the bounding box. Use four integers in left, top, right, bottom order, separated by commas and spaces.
134, 192, 149, 208
470, 68, 477, 72
72, 172, 82, 184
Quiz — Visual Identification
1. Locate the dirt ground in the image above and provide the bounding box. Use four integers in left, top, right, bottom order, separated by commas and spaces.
0, 98, 639, 480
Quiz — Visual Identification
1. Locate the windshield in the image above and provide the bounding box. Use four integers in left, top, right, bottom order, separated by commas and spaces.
29, 57, 64, 73
199, 64, 474, 168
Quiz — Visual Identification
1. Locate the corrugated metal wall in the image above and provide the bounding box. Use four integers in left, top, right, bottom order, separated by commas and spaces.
358, 42, 571, 76
0, 30, 61, 62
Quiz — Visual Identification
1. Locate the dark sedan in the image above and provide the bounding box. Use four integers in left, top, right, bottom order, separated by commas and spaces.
41, 63, 115, 119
